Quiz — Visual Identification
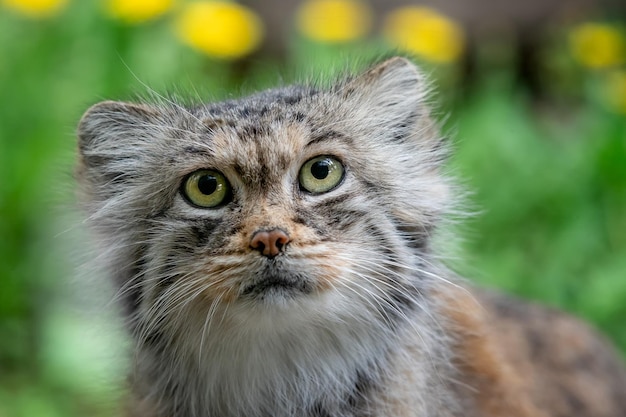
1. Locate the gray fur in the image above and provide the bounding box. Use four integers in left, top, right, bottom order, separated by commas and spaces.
77, 57, 462, 417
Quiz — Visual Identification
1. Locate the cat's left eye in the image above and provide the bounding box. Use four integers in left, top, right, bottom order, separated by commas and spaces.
182, 169, 231, 208
299, 156, 344, 194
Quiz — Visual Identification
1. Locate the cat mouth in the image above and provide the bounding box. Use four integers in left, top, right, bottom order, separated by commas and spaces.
241, 272, 313, 299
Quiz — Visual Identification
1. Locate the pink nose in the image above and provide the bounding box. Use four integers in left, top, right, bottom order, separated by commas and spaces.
250, 229, 291, 258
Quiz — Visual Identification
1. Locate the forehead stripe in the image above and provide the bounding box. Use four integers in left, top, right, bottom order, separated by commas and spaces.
305, 129, 350, 148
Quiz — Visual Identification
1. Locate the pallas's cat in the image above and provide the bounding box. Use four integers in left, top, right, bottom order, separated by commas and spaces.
76, 57, 626, 417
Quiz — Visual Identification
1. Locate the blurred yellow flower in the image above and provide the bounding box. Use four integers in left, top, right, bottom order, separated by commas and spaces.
570, 23, 625, 69
383, 6, 464, 63
296, 0, 372, 43
2, 0, 67, 18
105, 0, 174, 24
602, 70, 626, 114
175, 1, 263, 59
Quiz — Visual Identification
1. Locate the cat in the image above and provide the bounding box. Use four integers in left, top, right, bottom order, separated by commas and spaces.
76, 57, 626, 417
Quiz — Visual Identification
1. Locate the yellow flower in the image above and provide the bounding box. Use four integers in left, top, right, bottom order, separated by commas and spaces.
383, 6, 464, 63
296, 0, 372, 43
602, 70, 626, 114
105, 0, 175, 24
2, 0, 67, 18
569, 23, 625, 69
175, 1, 263, 59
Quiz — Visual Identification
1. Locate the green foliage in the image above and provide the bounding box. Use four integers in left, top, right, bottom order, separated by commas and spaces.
0, 3, 624, 416
450, 88, 626, 349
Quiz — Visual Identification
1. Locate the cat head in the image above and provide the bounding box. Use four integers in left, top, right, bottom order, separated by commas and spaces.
77, 57, 453, 341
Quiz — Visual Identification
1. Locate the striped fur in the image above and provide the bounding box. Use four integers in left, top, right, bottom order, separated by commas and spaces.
76, 57, 626, 417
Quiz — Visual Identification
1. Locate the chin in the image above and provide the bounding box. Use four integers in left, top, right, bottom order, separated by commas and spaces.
238, 265, 317, 306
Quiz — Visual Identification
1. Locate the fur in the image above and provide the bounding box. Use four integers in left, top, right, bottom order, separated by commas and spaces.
76, 57, 626, 417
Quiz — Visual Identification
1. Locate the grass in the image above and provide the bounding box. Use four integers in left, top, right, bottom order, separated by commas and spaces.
451, 87, 626, 348
0, 3, 624, 416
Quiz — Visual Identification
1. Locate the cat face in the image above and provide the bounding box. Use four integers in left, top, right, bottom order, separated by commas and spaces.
77, 57, 451, 341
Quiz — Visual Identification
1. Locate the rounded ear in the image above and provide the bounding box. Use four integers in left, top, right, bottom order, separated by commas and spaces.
76, 100, 170, 205
334, 57, 431, 143
341, 56, 426, 98
77, 101, 160, 167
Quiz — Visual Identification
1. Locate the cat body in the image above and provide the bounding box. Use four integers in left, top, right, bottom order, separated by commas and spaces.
76, 57, 626, 417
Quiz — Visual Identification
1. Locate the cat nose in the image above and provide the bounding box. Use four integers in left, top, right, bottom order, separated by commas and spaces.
250, 229, 291, 258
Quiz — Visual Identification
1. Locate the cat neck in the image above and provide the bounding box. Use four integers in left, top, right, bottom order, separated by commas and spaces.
132, 282, 459, 417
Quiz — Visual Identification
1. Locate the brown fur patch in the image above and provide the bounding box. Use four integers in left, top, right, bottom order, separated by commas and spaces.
440, 286, 626, 417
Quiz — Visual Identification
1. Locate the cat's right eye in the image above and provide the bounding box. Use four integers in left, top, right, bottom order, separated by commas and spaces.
182, 169, 231, 208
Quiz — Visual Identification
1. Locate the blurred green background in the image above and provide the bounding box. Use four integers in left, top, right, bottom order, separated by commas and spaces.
0, 0, 625, 415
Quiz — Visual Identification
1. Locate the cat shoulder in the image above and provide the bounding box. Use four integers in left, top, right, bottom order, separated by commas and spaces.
434, 286, 626, 417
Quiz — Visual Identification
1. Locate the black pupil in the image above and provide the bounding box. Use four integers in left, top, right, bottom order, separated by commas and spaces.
197, 174, 218, 195
311, 159, 331, 180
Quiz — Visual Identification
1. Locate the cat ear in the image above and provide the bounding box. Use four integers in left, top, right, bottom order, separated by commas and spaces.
77, 100, 161, 170
76, 100, 171, 206
336, 57, 431, 143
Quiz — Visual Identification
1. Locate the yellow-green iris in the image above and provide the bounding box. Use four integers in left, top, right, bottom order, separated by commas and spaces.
182, 169, 230, 208
299, 156, 344, 194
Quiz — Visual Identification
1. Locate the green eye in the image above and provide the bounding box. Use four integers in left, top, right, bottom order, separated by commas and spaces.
182, 169, 230, 208
299, 156, 344, 194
